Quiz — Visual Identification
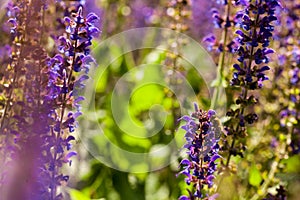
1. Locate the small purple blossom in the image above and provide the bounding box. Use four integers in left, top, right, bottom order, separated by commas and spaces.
178, 103, 222, 199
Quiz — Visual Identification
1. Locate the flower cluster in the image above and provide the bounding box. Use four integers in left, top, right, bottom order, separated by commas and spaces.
41, 4, 99, 199
178, 104, 221, 200
231, 0, 280, 88
202, 0, 236, 54
0, 1, 99, 199
223, 0, 281, 165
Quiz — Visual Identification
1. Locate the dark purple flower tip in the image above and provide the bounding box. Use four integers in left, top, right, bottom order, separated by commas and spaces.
7, 17, 17, 27
75, 96, 85, 103
236, 30, 244, 37
54, 54, 64, 63
206, 174, 215, 182
67, 136, 76, 142
245, 73, 252, 82
210, 8, 219, 15
88, 26, 100, 36
69, 126, 75, 132
208, 110, 216, 118
210, 154, 221, 162
233, 64, 242, 71
62, 175, 69, 182
263, 48, 275, 55
257, 66, 270, 72
216, 0, 228, 5
193, 102, 199, 112
194, 190, 202, 198
179, 115, 191, 122
82, 55, 96, 64
179, 195, 190, 200
64, 16, 72, 24
180, 159, 191, 166
59, 36, 68, 44
203, 34, 216, 43
64, 152, 77, 163
234, 0, 248, 6
74, 65, 81, 72
86, 12, 99, 23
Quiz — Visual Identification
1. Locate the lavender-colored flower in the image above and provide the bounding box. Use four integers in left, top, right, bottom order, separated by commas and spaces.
0, 1, 99, 199
42, 4, 99, 199
178, 103, 222, 199
223, 0, 281, 165
231, 0, 280, 89
202, 1, 236, 54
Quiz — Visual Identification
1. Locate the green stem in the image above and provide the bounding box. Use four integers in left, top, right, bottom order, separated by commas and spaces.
211, 2, 231, 110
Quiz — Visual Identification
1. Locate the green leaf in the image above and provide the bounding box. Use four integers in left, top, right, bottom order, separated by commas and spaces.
249, 164, 262, 187
282, 155, 300, 173
95, 68, 108, 93
109, 44, 123, 72
69, 189, 90, 200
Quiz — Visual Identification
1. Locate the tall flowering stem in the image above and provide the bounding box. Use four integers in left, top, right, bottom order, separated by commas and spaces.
0, 1, 99, 199
178, 104, 222, 200
164, 0, 191, 134
224, 0, 281, 167
45, 4, 99, 199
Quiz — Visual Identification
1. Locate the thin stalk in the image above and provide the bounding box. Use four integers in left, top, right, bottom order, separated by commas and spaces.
211, 2, 231, 110
168, 2, 185, 135
36, 7, 46, 114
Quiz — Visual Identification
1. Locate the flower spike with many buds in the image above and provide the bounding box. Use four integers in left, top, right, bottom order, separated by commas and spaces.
178, 103, 222, 200
0, 1, 99, 199
223, 0, 281, 167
